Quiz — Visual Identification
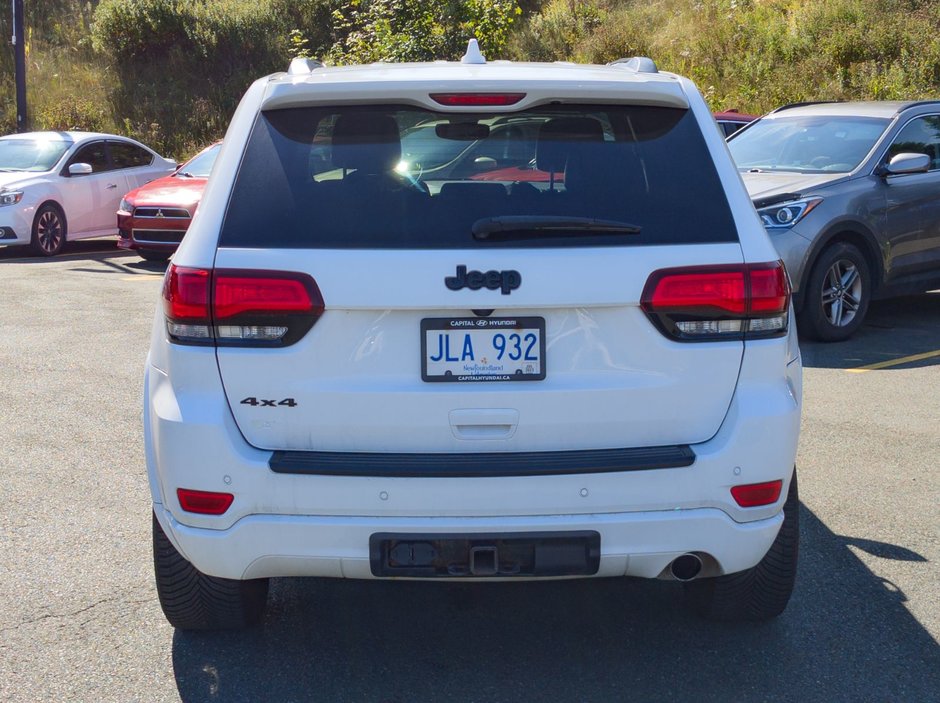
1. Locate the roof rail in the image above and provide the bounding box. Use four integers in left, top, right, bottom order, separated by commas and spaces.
771, 100, 840, 113
608, 56, 658, 73
288, 57, 324, 76
899, 99, 940, 111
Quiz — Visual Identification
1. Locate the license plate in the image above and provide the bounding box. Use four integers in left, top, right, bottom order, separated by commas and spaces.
421, 317, 546, 382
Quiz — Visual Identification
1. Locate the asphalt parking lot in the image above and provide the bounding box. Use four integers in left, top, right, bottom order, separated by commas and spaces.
0, 242, 938, 702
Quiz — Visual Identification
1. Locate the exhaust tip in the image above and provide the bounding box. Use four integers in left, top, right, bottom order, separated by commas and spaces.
670, 553, 703, 581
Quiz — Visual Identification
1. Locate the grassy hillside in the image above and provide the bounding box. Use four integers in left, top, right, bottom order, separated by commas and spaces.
2, 0, 940, 159
511, 0, 940, 113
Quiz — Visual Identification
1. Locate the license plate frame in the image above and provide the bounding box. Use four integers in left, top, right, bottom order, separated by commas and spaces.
420, 316, 546, 383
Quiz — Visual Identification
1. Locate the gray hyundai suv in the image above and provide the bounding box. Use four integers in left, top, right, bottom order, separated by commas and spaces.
728, 101, 940, 341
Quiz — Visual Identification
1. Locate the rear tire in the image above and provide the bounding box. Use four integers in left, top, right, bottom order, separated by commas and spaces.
152, 511, 269, 630
798, 242, 870, 341
684, 470, 799, 621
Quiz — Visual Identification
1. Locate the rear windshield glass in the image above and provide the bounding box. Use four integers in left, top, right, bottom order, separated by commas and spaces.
220, 105, 737, 249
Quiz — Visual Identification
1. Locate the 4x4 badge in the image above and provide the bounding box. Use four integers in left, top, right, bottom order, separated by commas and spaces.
445, 265, 521, 295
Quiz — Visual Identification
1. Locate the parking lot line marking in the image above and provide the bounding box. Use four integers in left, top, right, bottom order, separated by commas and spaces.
120, 275, 163, 281
846, 349, 940, 373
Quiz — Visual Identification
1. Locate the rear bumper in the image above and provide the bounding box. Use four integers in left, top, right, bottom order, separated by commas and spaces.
154, 503, 783, 581
144, 317, 802, 583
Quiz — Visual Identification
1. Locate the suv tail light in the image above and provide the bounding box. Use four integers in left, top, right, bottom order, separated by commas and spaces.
641, 261, 790, 341
163, 264, 324, 346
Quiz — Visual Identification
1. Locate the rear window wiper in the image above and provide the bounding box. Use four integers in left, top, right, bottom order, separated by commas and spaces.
472, 216, 642, 240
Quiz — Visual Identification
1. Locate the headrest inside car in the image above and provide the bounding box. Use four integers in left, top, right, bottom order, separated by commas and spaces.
536, 117, 605, 173
331, 113, 402, 173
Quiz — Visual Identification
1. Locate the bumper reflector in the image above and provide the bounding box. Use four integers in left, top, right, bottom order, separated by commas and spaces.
731, 480, 783, 507
177, 488, 234, 515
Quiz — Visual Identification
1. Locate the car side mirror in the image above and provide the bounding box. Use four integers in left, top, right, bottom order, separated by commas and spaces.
883, 152, 930, 176
68, 163, 93, 176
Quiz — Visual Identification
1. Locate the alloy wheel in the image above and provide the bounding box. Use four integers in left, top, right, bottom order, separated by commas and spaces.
821, 258, 862, 327
37, 210, 64, 254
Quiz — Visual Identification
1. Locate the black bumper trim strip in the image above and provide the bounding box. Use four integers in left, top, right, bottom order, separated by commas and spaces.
269, 445, 694, 477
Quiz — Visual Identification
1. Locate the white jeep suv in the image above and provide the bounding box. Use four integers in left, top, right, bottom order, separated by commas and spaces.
146, 45, 802, 629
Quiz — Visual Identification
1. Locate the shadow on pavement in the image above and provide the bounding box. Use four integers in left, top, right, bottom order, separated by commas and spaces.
0, 239, 125, 262
800, 292, 940, 371
171, 506, 939, 702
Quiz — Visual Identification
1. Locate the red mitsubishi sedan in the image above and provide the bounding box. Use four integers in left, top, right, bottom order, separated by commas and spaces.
117, 142, 221, 261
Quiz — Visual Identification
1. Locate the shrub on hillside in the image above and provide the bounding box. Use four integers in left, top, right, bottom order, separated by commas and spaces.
92, 0, 287, 64
512, 0, 940, 113
327, 0, 522, 63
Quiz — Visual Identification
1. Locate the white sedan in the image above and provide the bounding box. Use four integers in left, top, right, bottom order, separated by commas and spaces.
0, 131, 177, 256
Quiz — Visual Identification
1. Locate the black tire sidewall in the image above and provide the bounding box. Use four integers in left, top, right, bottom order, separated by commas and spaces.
685, 469, 800, 621
800, 242, 871, 342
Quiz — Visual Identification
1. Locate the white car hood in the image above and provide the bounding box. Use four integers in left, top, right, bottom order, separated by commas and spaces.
740, 171, 847, 201
0, 171, 45, 191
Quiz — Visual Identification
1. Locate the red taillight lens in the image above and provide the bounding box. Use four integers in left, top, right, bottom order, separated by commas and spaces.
645, 269, 747, 316
429, 93, 526, 106
641, 261, 790, 341
749, 263, 790, 313
731, 480, 783, 507
162, 264, 324, 346
163, 266, 210, 321
214, 272, 319, 319
163, 265, 213, 343
177, 488, 234, 515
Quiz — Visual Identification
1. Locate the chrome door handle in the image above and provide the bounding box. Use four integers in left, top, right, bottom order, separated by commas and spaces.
106, 183, 118, 189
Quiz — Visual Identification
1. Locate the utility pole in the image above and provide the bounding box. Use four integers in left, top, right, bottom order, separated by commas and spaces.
12, 0, 27, 132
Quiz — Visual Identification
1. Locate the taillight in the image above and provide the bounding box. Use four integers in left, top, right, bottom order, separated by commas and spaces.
429, 93, 526, 106
731, 480, 783, 507
641, 261, 790, 341
177, 488, 234, 515
163, 266, 212, 342
162, 264, 324, 346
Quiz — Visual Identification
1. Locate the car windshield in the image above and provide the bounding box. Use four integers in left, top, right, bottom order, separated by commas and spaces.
220, 104, 737, 249
729, 115, 890, 173
0, 138, 71, 172
176, 143, 221, 178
